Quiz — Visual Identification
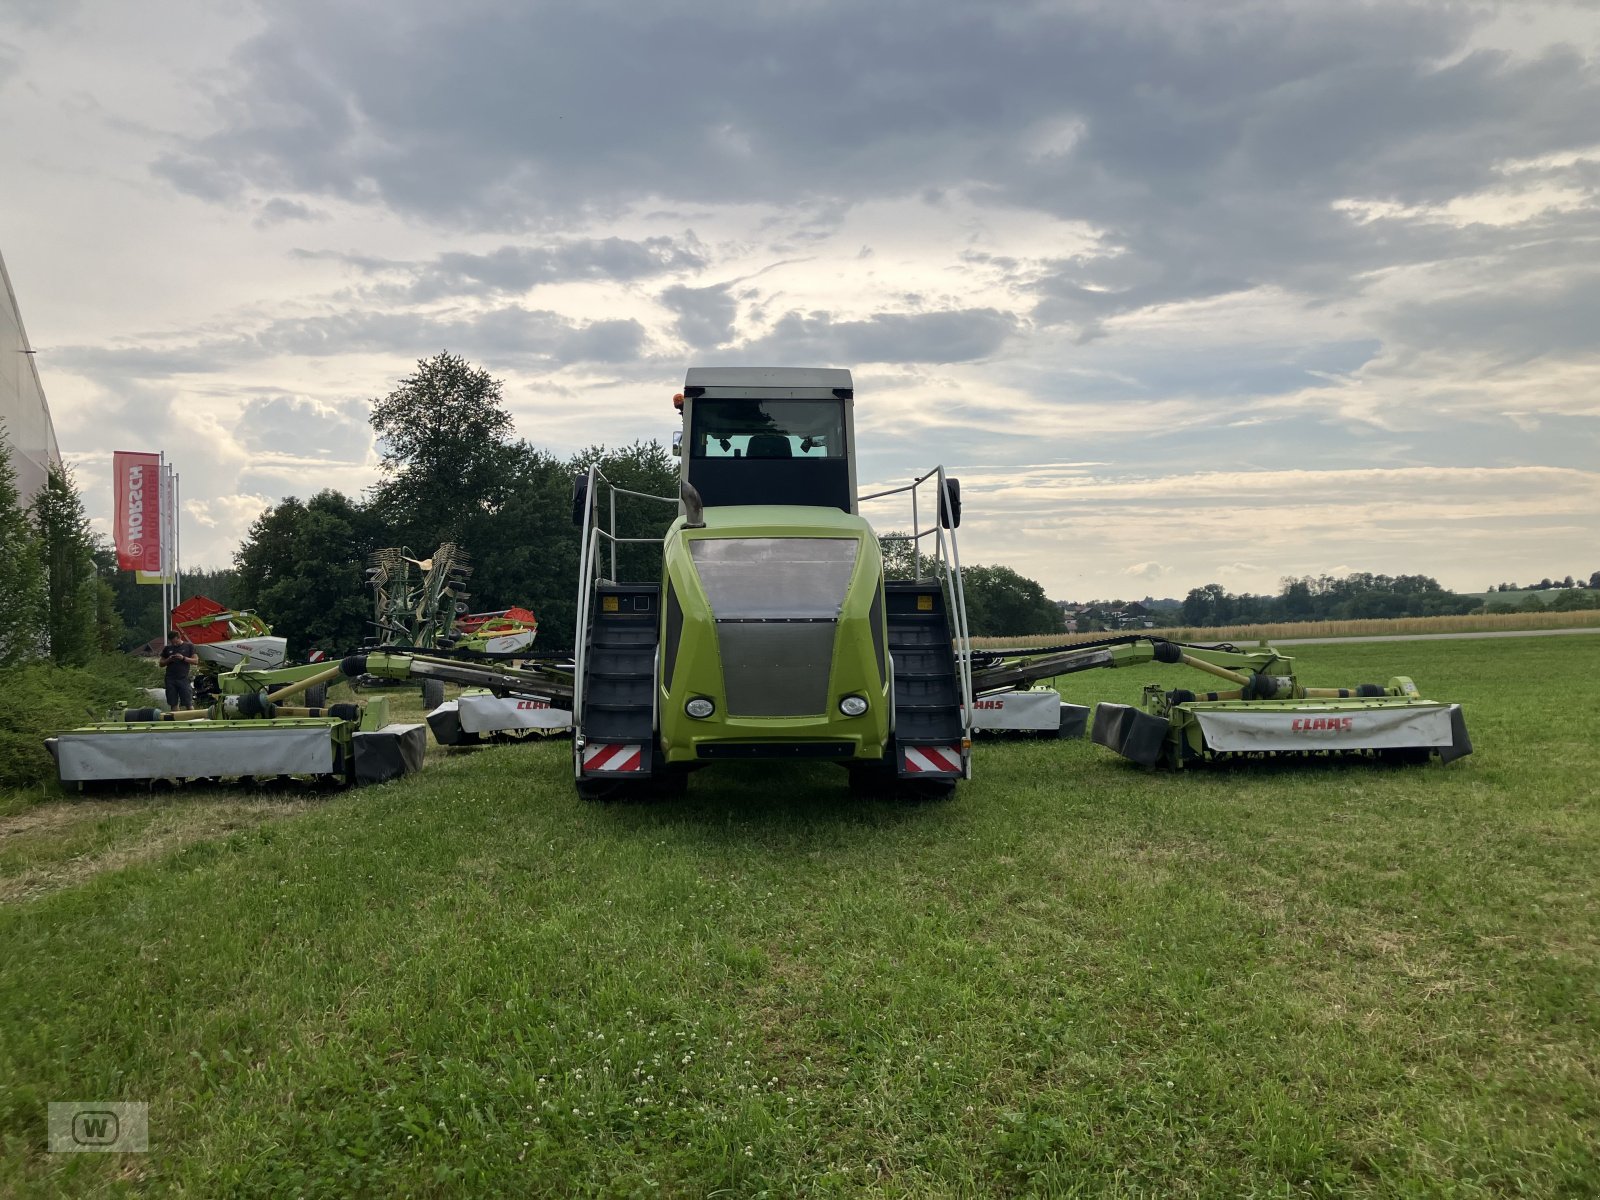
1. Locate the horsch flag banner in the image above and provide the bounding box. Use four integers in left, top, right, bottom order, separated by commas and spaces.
112, 451, 162, 572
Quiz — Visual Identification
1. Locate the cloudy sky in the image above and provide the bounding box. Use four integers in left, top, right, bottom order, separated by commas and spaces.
3, 0, 1598, 601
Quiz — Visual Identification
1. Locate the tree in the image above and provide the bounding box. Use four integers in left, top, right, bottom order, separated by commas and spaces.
459, 442, 588, 652
1181, 583, 1232, 627
368, 351, 518, 550
960, 564, 1065, 637
880, 531, 940, 581
90, 541, 125, 655
31, 461, 100, 666
1591, 571, 1600, 590
234, 490, 381, 654
0, 422, 47, 667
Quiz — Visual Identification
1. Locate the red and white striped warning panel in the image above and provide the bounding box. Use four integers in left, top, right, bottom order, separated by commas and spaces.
581, 743, 646, 773
902, 745, 964, 774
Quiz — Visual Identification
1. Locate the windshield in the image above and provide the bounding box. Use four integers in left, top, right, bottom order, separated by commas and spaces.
690, 399, 846, 460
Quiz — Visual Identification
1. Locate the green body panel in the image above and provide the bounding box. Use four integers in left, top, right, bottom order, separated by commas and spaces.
358, 694, 392, 731
215, 660, 346, 696
657, 504, 891, 765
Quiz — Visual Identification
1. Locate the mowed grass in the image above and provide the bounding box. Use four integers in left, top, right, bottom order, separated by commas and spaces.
1, 635, 1596, 1197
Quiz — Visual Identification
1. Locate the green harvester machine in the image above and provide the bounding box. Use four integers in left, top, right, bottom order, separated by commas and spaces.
571, 367, 976, 799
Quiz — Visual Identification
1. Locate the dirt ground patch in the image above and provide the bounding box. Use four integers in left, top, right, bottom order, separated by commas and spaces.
0, 796, 318, 905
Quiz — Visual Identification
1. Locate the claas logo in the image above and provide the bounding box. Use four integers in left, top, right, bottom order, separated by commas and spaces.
1291, 716, 1355, 732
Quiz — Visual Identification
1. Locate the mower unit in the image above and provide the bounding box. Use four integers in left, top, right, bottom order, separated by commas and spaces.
48, 657, 425, 788
1013, 636, 1474, 768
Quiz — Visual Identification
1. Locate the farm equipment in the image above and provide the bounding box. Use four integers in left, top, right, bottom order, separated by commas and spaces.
362, 541, 565, 740
983, 635, 1471, 767
46, 649, 577, 788
365, 541, 555, 734
171, 595, 288, 669
567, 366, 1471, 799
571, 366, 980, 799
366, 543, 539, 657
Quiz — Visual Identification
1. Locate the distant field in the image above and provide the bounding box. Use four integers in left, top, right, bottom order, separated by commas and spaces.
1, 636, 1597, 1195
979, 606, 1600, 650
1460, 587, 1593, 606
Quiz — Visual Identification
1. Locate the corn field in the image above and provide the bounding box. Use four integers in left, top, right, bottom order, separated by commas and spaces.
974, 607, 1600, 650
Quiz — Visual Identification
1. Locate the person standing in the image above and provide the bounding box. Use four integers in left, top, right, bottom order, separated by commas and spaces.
160, 628, 199, 711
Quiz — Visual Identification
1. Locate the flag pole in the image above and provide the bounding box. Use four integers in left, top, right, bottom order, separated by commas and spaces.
174, 471, 182, 608
159, 452, 168, 629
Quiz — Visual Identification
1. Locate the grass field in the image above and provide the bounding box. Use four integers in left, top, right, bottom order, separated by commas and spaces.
978, 607, 1600, 650
1, 635, 1596, 1196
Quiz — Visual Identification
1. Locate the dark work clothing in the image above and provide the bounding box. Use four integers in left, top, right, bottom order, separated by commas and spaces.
161, 641, 196, 681
162, 640, 197, 710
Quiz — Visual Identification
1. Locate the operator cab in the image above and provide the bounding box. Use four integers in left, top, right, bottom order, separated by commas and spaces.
677, 367, 857, 513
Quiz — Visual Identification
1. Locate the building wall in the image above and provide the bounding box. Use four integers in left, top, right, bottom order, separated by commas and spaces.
0, 249, 62, 501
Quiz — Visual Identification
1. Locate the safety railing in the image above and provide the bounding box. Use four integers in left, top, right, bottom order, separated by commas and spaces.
858, 467, 974, 741
571, 465, 680, 731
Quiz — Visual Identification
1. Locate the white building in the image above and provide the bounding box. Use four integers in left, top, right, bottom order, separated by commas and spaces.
0, 249, 62, 501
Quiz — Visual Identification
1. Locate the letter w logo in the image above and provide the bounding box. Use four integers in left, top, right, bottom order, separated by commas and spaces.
73, 1113, 118, 1144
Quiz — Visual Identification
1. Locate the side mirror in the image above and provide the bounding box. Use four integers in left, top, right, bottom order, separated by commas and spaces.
939, 477, 962, 529
570, 473, 589, 527
672, 429, 683, 457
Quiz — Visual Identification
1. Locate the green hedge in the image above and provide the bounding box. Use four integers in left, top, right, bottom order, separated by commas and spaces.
0, 655, 158, 790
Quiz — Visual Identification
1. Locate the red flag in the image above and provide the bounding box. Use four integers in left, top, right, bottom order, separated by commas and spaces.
112, 451, 162, 572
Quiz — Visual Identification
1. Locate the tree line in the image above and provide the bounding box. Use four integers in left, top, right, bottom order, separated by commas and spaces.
0, 421, 120, 670
227, 352, 1066, 656
1175, 570, 1600, 628
1486, 574, 1600, 592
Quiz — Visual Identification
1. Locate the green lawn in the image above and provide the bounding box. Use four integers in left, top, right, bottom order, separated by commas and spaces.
1, 635, 1596, 1196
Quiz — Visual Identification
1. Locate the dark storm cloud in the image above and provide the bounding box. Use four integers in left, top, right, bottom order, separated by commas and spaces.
1382, 262, 1600, 362
659, 282, 737, 349
296, 236, 708, 301
399, 237, 707, 301
54, 305, 651, 379
742, 308, 1020, 365
150, 1, 1600, 335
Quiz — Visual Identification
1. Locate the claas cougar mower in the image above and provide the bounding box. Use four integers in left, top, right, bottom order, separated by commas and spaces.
977, 635, 1470, 768
47, 648, 576, 789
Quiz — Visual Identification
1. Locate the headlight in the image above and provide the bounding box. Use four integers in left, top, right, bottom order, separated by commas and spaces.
685, 697, 715, 719
839, 695, 868, 717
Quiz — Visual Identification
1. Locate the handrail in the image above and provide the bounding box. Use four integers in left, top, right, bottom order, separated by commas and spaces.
571, 465, 677, 769
859, 468, 974, 754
